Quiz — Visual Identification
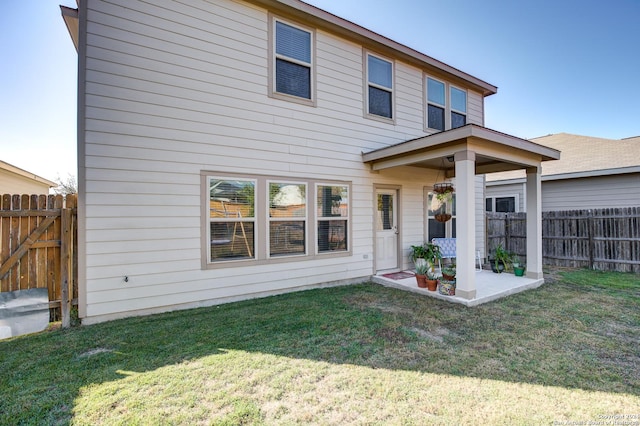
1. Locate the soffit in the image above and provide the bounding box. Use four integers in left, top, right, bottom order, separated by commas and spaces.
362, 124, 560, 175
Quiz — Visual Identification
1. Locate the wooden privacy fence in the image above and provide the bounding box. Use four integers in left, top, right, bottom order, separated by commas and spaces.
0, 194, 78, 327
487, 207, 640, 273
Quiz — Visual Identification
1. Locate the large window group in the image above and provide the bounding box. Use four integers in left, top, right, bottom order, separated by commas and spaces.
205, 174, 350, 266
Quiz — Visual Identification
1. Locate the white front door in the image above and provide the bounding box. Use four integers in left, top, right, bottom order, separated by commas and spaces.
375, 189, 398, 271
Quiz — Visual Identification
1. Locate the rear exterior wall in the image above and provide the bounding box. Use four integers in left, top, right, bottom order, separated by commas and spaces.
78, 0, 485, 322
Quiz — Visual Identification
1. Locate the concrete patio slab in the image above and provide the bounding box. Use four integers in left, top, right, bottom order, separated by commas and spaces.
372, 270, 544, 306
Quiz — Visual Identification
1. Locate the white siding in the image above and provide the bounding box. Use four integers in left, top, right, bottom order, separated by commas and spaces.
542, 174, 640, 211
487, 174, 640, 212
486, 182, 525, 212
80, 0, 489, 322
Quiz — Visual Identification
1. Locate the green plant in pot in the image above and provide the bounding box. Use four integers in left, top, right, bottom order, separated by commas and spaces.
414, 262, 429, 288
423, 242, 442, 272
490, 244, 512, 273
512, 256, 526, 277
441, 264, 456, 281
426, 270, 438, 291
410, 244, 428, 269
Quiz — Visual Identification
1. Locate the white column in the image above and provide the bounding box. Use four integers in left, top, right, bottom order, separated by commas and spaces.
526, 166, 544, 279
454, 150, 476, 299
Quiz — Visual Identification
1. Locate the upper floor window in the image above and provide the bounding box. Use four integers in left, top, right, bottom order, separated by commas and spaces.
272, 19, 314, 103
450, 86, 467, 128
427, 77, 446, 131
366, 53, 394, 120
426, 77, 468, 131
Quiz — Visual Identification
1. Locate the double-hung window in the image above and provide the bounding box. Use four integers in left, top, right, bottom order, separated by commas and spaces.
427, 77, 446, 131
269, 182, 307, 257
426, 77, 468, 131
366, 53, 394, 120
208, 178, 256, 262
273, 19, 313, 102
317, 184, 349, 252
450, 86, 467, 128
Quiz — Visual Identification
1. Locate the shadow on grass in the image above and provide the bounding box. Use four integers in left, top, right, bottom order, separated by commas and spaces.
1, 269, 638, 423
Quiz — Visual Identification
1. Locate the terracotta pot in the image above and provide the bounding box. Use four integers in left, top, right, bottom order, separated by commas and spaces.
426, 279, 438, 291
442, 273, 455, 281
416, 274, 427, 288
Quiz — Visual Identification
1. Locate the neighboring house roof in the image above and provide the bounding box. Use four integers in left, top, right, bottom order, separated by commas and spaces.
0, 160, 57, 190
486, 133, 640, 182
60, 0, 498, 97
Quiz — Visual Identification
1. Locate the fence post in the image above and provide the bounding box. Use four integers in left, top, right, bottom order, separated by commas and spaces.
60, 206, 72, 328
587, 210, 595, 270
505, 214, 511, 252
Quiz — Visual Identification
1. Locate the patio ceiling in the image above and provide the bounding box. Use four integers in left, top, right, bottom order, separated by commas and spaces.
362, 124, 561, 176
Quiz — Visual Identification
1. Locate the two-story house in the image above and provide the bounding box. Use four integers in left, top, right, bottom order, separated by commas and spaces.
62, 0, 559, 324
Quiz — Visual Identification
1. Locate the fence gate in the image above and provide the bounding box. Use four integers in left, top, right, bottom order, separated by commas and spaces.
0, 194, 77, 327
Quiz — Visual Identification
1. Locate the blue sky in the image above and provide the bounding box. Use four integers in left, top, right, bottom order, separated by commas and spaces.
2, 0, 639, 181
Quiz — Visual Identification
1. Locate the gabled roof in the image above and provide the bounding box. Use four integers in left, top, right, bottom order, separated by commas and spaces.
486, 133, 640, 182
363, 124, 560, 175
60, 3, 79, 52
0, 160, 57, 188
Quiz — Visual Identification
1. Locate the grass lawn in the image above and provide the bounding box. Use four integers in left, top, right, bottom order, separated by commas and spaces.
1, 268, 639, 425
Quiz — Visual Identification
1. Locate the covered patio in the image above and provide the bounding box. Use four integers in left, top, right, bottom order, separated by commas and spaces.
363, 124, 560, 301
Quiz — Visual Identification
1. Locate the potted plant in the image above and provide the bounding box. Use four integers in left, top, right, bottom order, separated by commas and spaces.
415, 263, 429, 288
424, 242, 442, 273
426, 270, 438, 291
441, 264, 456, 281
409, 244, 428, 269
512, 256, 525, 277
410, 243, 442, 273
490, 244, 512, 273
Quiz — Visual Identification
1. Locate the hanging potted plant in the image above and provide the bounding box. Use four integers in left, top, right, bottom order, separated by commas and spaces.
433, 183, 454, 222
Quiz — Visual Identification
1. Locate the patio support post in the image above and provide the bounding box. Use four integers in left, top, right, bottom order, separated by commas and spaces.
525, 166, 544, 279
454, 150, 476, 300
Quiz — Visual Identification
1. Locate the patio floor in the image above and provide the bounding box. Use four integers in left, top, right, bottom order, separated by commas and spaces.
372, 269, 544, 307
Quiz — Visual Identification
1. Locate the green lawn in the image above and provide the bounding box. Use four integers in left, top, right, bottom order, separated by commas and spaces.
1, 269, 639, 425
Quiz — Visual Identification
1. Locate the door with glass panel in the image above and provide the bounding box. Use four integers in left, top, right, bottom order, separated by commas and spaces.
375, 189, 398, 271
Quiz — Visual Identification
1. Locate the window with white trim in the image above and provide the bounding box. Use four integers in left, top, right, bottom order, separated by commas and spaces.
204, 173, 350, 266
366, 53, 393, 119
426, 77, 468, 131
485, 196, 517, 213
273, 19, 313, 100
